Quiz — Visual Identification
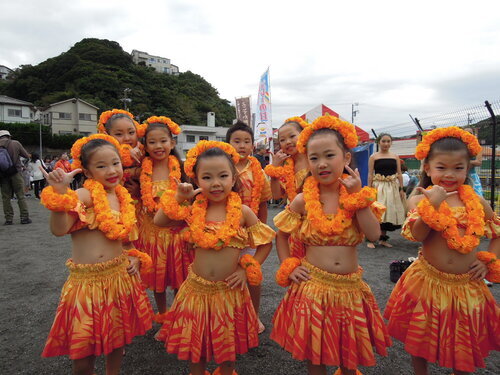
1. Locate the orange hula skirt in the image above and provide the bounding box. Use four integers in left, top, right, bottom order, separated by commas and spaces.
271, 259, 391, 369
134, 211, 193, 291
156, 266, 259, 364
384, 254, 500, 373
42, 254, 153, 359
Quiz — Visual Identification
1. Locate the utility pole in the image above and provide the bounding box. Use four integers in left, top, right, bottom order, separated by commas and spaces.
121, 88, 132, 111
351, 103, 359, 124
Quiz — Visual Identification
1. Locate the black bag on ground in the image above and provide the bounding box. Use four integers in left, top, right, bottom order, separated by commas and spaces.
389, 260, 414, 283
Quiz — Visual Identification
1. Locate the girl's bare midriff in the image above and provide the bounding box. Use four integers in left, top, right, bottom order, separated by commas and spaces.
306, 245, 358, 274
421, 229, 478, 274
71, 228, 123, 264
192, 246, 241, 281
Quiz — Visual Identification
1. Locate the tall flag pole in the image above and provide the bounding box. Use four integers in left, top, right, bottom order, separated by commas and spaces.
255, 68, 272, 150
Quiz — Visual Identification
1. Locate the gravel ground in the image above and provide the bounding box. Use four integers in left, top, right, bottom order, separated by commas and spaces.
0, 201, 498, 375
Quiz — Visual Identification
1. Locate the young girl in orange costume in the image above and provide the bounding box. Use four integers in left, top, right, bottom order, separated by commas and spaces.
384, 127, 500, 375
265, 116, 309, 258
40, 134, 153, 375
96, 109, 146, 198
226, 121, 272, 334
154, 141, 275, 375
271, 115, 391, 375
134, 116, 192, 319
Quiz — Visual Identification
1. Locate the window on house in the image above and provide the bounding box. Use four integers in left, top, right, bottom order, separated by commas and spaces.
186, 135, 196, 143
59, 112, 71, 120
199, 136, 209, 141
216, 136, 225, 142
59, 130, 73, 135
79, 113, 92, 121
8, 109, 21, 117
150, 58, 155, 62
163, 67, 170, 73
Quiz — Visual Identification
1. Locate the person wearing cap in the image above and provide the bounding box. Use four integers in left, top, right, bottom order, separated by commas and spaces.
0, 130, 32, 224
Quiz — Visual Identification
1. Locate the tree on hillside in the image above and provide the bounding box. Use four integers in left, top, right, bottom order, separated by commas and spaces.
0, 38, 236, 126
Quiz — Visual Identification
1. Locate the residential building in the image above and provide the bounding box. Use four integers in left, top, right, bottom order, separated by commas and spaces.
41, 98, 98, 135
177, 113, 228, 158
0, 95, 34, 123
0, 65, 13, 80
131, 50, 179, 74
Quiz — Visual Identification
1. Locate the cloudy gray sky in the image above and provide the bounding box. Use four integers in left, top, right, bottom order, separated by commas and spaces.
2, 0, 499, 135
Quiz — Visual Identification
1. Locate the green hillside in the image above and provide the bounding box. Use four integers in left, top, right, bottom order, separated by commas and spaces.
0, 38, 235, 126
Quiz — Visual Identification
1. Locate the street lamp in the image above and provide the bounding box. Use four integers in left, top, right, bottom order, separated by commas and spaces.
121, 88, 132, 111
351, 103, 359, 124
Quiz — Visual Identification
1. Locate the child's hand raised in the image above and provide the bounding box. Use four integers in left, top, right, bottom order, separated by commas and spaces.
271, 150, 289, 167
174, 179, 202, 203
40, 166, 81, 194
416, 185, 457, 209
339, 166, 362, 194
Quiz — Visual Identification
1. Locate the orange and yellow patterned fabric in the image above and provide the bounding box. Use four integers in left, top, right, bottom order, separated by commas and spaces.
271, 259, 391, 368
156, 266, 259, 363
237, 160, 272, 206
279, 168, 308, 200
42, 254, 153, 359
403, 208, 500, 242
384, 254, 500, 373
135, 180, 192, 291
67, 201, 138, 242
274, 204, 385, 247
185, 220, 275, 250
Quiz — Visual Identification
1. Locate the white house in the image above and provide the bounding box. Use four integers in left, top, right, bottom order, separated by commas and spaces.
131, 50, 179, 75
0, 95, 34, 123
177, 113, 228, 158
0, 65, 13, 80
41, 98, 98, 135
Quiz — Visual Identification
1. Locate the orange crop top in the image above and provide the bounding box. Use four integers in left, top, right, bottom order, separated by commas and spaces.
402, 207, 500, 242
67, 201, 139, 242
274, 203, 385, 246
185, 221, 276, 250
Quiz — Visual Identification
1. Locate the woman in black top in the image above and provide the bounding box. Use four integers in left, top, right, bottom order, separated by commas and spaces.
367, 133, 406, 248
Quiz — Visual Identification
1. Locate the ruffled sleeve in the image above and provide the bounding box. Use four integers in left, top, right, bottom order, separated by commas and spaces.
274, 207, 303, 233
484, 214, 500, 239
247, 221, 276, 247
67, 201, 91, 233
370, 202, 386, 222
401, 209, 420, 242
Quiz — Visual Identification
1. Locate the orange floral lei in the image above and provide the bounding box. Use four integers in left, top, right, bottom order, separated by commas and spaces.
303, 176, 354, 235
97, 109, 144, 136
245, 156, 266, 214
187, 192, 242, 250
415, 126, 482, 160
140, 156, 180, 213
264, 158, 297, 201
184, 140, 240, 179
239, 254, 263, 286
417, 185, 485, 254
476, 251, 500, 283
40, 186, 79, 211
158, 189, 190, 220
297, 115, 358, 153
143, 115, 181, 136
276, 257, 301, 287
285, 116, 309, 129
83, 179, 136, 241
70, 133, 134, 170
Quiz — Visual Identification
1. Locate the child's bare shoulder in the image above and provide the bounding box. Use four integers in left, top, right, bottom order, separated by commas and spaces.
76, 188, 92, 207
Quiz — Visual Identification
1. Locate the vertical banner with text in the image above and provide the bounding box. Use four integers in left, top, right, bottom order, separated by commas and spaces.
235, 96, 252, 127
255, 68, 272, 143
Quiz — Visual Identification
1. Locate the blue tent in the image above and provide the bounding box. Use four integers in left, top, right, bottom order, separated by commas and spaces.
353, 143, 374, 187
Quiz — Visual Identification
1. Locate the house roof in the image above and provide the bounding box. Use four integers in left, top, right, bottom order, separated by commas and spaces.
0, 95, 33, 106
47, 98, 99, 110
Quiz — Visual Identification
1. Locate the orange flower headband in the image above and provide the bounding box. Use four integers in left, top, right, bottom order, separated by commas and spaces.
284, 116, 309, 129
184, 140, 240, 179
70, 134, 124, 171
143, 116, 181, 136
415, 126, 482, 160
297, 115, 358, 153
97, 109, 145, 137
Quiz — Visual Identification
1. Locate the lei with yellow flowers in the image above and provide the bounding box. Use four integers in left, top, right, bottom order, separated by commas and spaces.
140, 156, 180, 213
